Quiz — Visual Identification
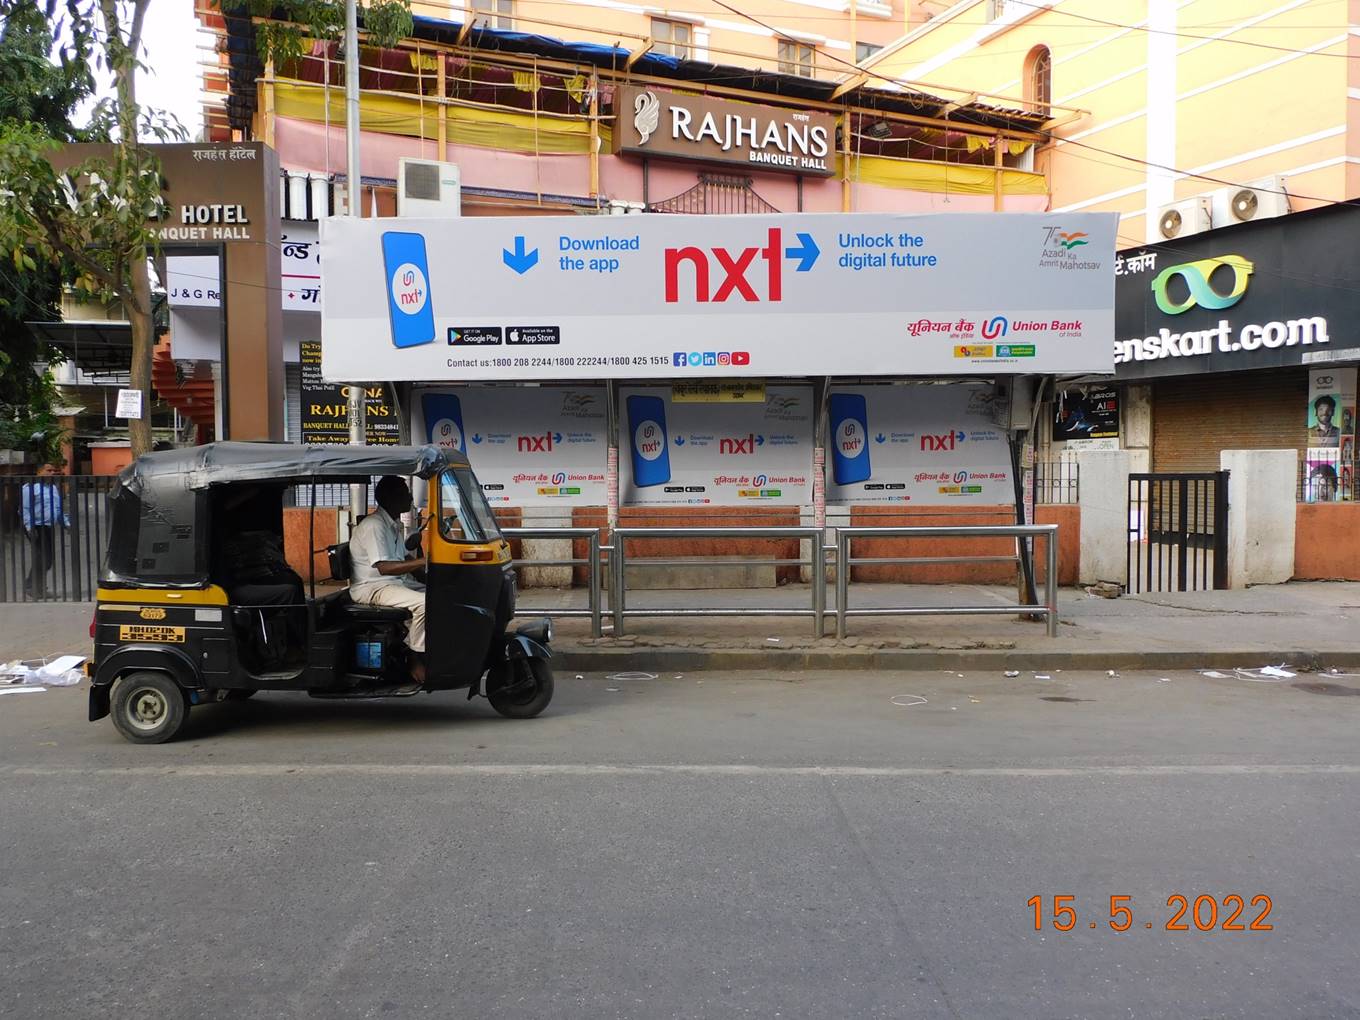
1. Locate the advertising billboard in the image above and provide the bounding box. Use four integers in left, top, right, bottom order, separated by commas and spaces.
618, 386, 814, 506
825, 384, 1012, 504
412, 386, 607, 506
1053, 387, 1119, 450
320, 211, 1116, 382
1114, 204, 1360, 380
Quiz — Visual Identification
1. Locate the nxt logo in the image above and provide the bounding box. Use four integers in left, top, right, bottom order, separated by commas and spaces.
1151, 255, 1254, 315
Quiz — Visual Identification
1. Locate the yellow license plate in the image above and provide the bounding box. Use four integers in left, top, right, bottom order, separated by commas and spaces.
118, 625, 186, 643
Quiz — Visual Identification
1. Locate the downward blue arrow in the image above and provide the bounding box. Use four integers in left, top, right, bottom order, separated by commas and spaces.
784, 232, 820, 272
502, 236, 539, 274
875, 433, 886, 444
674, 436, 685, 446
471, 433, 483, 444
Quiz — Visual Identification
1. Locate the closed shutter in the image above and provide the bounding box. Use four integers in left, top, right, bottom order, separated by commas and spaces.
285, 362, 302, 443
1152, 369, 1307, 472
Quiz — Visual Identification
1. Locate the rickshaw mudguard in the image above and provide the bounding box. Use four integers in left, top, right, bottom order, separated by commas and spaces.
91, 644, 201, 722
505, 633, 552, 660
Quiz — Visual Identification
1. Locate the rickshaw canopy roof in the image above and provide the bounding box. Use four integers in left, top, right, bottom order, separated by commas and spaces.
117, 442, 467, 493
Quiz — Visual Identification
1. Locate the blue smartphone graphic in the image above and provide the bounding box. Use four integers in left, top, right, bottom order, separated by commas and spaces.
829, 393, 871, 485
627, 394, 671, 488
422, 393, 465, 453
382, 231, 436, 348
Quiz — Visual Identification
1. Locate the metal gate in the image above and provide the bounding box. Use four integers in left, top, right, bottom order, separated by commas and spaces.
1127, 471, 1228, 593
0, 475, 116, 603
648, 174, 780, 214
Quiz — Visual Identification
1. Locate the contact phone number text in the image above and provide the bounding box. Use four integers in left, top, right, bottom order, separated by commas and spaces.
447, 355, 673, 369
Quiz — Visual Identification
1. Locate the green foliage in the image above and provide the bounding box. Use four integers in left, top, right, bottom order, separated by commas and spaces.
217, 0, 414, 67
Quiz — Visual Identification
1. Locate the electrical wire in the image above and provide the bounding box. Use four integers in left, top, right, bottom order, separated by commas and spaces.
1003, 0, 1360, 59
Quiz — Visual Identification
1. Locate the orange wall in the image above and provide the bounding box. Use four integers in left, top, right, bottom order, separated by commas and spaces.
847, 503, 1078, 585
1295, 503, 1360, 580
283, 507, 338, 583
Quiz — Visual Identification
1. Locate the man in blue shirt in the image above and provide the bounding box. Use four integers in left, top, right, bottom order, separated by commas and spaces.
21, 464, 69, 599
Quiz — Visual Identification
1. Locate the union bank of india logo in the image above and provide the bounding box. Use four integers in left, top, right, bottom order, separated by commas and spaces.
1150, 254, 1253, 315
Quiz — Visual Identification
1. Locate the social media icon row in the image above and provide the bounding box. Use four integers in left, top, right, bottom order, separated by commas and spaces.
672, 351, 751, 367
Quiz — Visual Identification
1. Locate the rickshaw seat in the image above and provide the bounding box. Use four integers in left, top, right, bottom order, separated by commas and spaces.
339, 600, 412, 625
323, 543, 413, 625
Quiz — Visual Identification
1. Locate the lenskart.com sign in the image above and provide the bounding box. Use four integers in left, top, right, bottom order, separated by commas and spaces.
1114, 206, 1360, 380
615, 85, 835, 176
1114, 254, 1330, 367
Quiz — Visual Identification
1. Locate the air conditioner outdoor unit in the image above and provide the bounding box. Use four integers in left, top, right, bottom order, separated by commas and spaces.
1217, 175, 1290, 225
1156, 196, 1212, 240
397, 158, 461, 218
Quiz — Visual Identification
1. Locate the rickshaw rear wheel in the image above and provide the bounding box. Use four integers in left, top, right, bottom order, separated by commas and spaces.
487, 659, 554, 719
110, 671, 189, 744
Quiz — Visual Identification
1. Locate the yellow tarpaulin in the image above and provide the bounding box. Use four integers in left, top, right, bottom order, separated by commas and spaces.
273, 82, 605, 155
837, 153, 1047, 196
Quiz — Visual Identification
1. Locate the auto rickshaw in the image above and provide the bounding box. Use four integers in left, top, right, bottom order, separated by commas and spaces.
88, 442, 554, 743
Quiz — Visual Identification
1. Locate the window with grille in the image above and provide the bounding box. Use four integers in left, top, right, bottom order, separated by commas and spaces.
777, 39, 815, 77
652, 18, 693, 59
1024, 44, 1052, 112
855, 42, 882, 63
471, 0, 513, 30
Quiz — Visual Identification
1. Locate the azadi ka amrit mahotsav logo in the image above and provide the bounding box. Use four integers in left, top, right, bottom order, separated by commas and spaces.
1150, 255, 1254, 315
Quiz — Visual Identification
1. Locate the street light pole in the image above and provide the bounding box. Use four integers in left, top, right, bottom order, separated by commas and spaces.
345, 0, 367, 526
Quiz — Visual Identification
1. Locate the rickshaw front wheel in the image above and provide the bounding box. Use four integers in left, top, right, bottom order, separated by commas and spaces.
110, 672, 189, 744
487, 659, 554, 719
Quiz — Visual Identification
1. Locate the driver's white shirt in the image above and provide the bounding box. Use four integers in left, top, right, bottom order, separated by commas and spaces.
349, 507, 421, 601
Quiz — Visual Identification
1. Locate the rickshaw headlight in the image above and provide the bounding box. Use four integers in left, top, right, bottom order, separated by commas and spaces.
519, 618, 552, 645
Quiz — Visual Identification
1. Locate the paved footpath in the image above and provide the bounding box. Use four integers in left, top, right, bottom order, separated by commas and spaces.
6, 580, 1360, 672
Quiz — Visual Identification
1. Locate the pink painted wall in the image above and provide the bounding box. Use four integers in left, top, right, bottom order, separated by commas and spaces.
274, 117, 1047, 213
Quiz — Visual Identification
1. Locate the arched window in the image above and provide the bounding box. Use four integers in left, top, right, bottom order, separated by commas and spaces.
1024, 45, 1052, 114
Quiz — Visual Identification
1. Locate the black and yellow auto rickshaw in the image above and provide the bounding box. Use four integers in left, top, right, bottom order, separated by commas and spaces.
89, 442, 553, 743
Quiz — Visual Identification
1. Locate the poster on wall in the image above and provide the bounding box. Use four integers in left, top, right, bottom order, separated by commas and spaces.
618, 385, 814, 506
299, 340, 398, 445
1306, 368, 1356, 501
1053, 387, 1119, 451
1307, 368, 1355, 449
414, 386, 607, 506
825, 384, 1012, 505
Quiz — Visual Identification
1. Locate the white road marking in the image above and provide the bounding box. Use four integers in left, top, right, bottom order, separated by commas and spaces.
5, 763, 1360, 778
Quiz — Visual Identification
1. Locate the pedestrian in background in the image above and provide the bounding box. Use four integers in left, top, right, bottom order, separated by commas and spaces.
22, 464, 69, 599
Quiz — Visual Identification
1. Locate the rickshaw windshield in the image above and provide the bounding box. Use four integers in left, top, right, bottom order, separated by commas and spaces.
437, 468, 502, 543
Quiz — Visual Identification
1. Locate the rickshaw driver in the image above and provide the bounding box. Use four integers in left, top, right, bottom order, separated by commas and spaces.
349, 475, 429, 685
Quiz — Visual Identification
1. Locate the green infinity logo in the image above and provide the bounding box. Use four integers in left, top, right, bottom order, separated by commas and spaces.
1150, 255, 1254, 315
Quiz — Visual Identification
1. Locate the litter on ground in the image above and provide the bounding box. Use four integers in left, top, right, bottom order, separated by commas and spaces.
889, 695, 928, 708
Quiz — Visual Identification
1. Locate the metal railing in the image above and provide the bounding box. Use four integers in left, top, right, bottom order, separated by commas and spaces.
1034, 460, 1080, 504
0, 475, 116, 603
609, 526, 827, 638
835, 524, 1060, 638
501, 527, 603, 637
